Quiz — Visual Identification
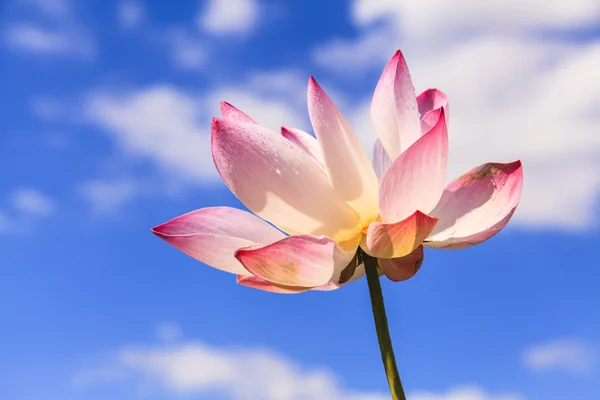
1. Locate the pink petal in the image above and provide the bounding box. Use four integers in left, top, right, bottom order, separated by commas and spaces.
308, 77, 379, 225
373, 139, 392, 181
362, 211, 438, 258
371, 50, 421, 161
238, 237, 364, 293
379, 112, 449, 223
378, 246, 424, 282
152, 207, 285, 275
211, 118, 359, 241
235, 235, 355, 287
281, 126, 326, 168
220, 102, 256, 124
236, 275, 310, 294
426, 161, 523, 249
417, 89, 449, 134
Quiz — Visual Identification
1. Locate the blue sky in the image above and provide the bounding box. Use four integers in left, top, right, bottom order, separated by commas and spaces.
1, 0, 599, 399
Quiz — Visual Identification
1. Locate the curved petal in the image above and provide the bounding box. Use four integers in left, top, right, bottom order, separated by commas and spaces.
417, 89, 449, 134
371, 50, 421, 161
211, 118, 360, 241
373, 139, 392, 182
238, 236, 364, 293
236, 275, 310, 294
220, 102, 256, 124
281, 126, 325, 168
314, 264, 366, 291
152, 207, 285, 275
235, 235, 355, 287
425, 161, 523, 249
379, 112, 448, 223
308, 77, 379, 225
379, 245, 425, 282
362, 211, 438, 258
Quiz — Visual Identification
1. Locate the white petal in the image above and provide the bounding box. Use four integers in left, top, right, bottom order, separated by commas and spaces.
212, 118, 360, 242
371, 50, 421, 161
307, 76, 380, 225
281, 126, 326, 169
152, 207, 285, 275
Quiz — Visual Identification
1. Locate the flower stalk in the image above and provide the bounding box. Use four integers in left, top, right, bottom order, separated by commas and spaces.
361, 248, 406, 400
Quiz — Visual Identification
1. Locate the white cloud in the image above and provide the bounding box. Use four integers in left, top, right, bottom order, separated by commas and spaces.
312, 25, 395, 74
10, 188, 54, 216
76, 325, 523, 400
156, 322, 182, 344
351, 0, 600, 39
79, 180, 142, 214
72, 367, 125, 388
410, 386, 525, 400
167, 30, 206, 70
83, 71, 309, 186
84, 86, 215, 182
0, 189, 54, 234
311, 0, 600, 230
5, 0, 95, 58
523, 338, 599, 374
117, 1, 145, 29
0, 212, 11, 233
198, 0, 260, 35
3, 24, 92, 57
30, 97, 65, 121
22, 0, 73, 19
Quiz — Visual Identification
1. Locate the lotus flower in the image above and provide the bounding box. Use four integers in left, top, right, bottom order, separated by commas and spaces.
152, 50, 523, 293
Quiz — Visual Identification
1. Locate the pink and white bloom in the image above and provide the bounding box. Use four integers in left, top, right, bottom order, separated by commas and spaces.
152, 50, 523, 293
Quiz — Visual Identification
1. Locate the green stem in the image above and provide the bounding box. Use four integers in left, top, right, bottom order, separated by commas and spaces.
360, 248, 406, 400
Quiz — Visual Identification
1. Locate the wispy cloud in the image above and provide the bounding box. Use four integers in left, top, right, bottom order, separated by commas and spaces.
0, 188, 55, 235
78, 179, 142, 215
83, 71, 308, 186
0, 211, 11, 233
523, 338, 599, 374
3, 0, 95, 58
197, 0, 260, 36
30, 96, 65, 121
156, 321, 182, 344
3, 24, 93, 57
117, 1, 145, 29
74, 324, 524, 400
83, 86, 215, 182
410, 386, 525, 400
167, 29, 207, 70
10, 188, 54, 217
22, 0, 73, 19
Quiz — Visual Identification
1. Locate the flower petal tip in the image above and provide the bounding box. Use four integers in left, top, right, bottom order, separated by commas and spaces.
219, 103, 256, 124
307, 75, 322, 92
150, 225, 163, 236
150, 219, 179, 237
